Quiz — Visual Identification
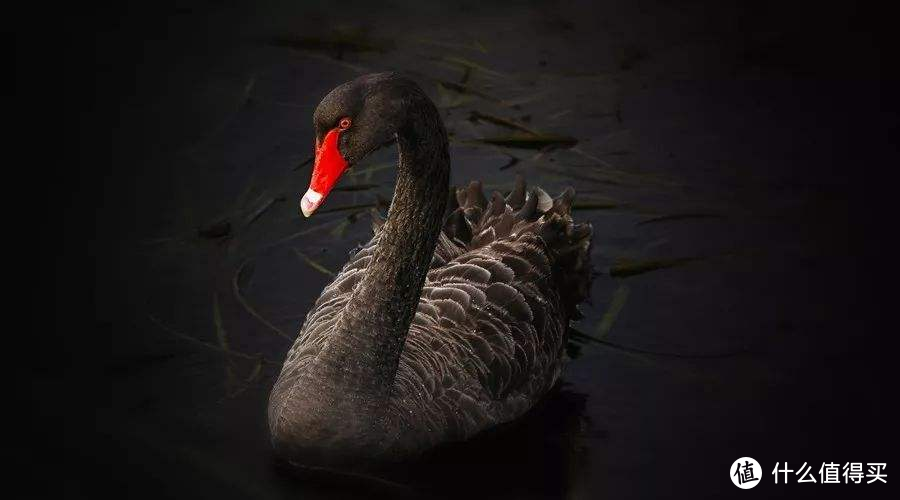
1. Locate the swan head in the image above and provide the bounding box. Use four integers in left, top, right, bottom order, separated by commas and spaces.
302, 72, 411, 217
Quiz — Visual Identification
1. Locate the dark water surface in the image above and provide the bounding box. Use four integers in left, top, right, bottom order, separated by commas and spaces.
20, 1, 896, 498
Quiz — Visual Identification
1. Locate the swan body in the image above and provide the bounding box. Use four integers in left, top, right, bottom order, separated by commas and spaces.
268, 73, 593, 464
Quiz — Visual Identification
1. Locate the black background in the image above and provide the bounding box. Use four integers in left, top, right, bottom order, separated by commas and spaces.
12, 1, 898, 498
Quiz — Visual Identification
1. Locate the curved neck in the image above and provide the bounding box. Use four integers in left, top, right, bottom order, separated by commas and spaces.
307, 98, 449, 417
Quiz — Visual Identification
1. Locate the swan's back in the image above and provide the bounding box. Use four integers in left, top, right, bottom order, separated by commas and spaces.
270, 177, 593, 456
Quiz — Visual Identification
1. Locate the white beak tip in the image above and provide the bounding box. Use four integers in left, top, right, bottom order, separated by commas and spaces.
300, 189, 323, 217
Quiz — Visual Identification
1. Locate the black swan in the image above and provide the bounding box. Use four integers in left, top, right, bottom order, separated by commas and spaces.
268, 73, 593, 464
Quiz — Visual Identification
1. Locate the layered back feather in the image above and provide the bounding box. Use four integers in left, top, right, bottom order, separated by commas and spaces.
440, 176, 593, 317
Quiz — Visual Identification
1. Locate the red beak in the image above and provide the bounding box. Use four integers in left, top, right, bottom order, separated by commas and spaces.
302, 127, 348, 217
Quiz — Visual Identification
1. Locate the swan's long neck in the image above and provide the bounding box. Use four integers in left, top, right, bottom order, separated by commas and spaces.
306, 97, 449, 418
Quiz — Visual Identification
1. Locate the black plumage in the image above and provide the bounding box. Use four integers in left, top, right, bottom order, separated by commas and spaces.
268, 73, 593, 464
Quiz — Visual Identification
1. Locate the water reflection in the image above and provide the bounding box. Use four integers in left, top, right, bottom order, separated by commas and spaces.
271, 383, 590, 499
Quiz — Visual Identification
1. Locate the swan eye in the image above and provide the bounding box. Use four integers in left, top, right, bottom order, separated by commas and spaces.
338, 117, 352, 130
